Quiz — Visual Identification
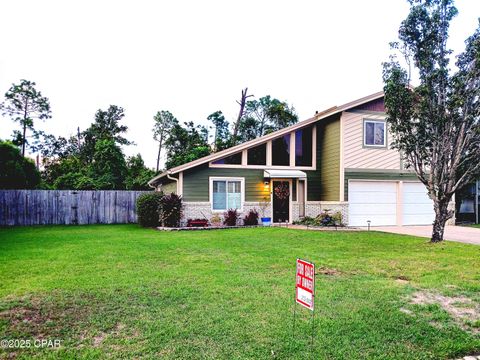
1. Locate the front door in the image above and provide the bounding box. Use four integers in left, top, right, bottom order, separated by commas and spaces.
272, 180, 290, 223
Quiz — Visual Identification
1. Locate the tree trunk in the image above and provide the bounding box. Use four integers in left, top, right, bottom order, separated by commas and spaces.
22, 121, 27, 157
232, 88, 252, 145
156, 133, 163, 172
431, 200, 450, 243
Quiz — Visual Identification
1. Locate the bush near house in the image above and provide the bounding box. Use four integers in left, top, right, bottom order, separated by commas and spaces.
223, 209, 239, 226
243, 209, 259, 226
136, 192, 163, 227
293, 209, 343, 227
159, 193, 183, 227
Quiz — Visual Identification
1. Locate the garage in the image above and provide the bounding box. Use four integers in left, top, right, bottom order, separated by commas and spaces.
348, 181, 397, 226
348, 180, 435, 226
402, 182, 435, 225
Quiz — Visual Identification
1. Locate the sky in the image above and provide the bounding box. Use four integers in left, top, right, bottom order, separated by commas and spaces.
0, 0, 479, 169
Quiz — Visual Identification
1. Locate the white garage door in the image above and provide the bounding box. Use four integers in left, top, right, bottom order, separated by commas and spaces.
349, 181, 397, 226
402, 182, 435, 225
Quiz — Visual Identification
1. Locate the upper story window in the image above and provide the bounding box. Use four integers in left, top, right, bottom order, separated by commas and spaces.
212, 152, 242, 165
247, 143, 266, 165
364, 120, 386, 147
295, 127, 312, 166
272, 135, 290, 166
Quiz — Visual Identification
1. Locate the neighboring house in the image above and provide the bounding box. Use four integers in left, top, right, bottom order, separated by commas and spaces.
148, 91, 440, 227
456, 180, 479, 224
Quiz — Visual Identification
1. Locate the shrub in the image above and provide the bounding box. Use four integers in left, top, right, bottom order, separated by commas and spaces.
317, 210, 335, 226
136, 192, 163, 227
159, 193, 183, 227
331, 211, 343, 226
223, 209, 239, 226
210, 214, 222, 226
293, 216, 316, 226
243, 209, 259, 226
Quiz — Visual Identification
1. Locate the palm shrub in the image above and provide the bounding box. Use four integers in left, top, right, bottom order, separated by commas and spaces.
243, 209, 259, 226
159, 193, 183, 227
136, 192, 163, 227
223, 209, 238, 226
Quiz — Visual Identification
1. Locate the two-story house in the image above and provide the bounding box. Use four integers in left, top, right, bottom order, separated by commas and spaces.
148, 91, 437, 226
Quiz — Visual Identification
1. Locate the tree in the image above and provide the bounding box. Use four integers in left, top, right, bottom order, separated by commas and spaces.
207, 111, 231, 151
232, 88, 253, 145
0, 141, 41, 189
89, 139, 128, 190
82, 105, 132, 163
383, 0, 480, 242
165, 121, 210, 169
153, 110, 177, 172
0, 80, 51, 156
237, 95, 298, 142
125, 154, 155, 190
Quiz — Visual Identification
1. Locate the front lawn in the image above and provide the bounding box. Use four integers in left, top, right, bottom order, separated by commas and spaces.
0, 225, 479, 359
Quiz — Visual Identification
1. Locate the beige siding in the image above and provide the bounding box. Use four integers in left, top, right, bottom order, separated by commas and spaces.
342, 111, 401, 170
161, 181, 177, 194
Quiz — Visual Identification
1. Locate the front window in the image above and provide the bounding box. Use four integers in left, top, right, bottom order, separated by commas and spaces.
212, 179, 243, 211
364, 120, 386, 147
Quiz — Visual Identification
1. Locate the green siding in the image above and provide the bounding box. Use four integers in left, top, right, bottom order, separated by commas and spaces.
344, 169, 419, 201
182, 164, 269, 202
306, 114, 341, 201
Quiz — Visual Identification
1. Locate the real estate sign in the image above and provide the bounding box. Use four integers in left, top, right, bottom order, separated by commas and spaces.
295, 258, 315, 311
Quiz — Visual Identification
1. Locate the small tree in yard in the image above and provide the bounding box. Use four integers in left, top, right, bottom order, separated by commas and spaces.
383, 0, 480, 242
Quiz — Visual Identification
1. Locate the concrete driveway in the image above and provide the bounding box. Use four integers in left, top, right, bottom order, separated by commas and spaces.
369, 225, 480, 245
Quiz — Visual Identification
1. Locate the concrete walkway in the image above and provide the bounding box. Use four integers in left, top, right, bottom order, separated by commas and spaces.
369, 225, 480, 245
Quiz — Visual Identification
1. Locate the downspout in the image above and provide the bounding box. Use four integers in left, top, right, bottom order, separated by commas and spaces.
148, 171, 179, 191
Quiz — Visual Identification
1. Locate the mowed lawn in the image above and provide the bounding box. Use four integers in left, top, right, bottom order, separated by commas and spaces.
0, 226, 479, 359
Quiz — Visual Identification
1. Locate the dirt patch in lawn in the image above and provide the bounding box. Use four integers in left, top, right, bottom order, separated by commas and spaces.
0, 291, 140, 350
408, 291, 480, 332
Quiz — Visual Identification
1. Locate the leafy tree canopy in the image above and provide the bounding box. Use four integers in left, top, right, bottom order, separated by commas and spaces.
0, 79, 51, 156
0, 141, 41, 189
165, 121, 210, 169
238, 96, 297, 142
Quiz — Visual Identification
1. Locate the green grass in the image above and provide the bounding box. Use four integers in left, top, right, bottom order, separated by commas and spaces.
469, 224, 480, 228
0, 225, 479, 359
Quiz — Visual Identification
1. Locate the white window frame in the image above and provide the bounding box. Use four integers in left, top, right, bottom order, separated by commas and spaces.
209, 177, 245, 212
363, 119, 386, 148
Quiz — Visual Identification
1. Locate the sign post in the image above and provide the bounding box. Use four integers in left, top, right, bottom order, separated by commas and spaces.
293, 258, 316, 353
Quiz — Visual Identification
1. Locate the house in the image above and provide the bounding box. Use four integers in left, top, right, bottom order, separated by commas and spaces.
148, 91, 441, 227
456, 180, 479, 224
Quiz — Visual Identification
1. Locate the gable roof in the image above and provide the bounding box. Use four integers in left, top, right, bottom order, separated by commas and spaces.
148, 90, 384, 187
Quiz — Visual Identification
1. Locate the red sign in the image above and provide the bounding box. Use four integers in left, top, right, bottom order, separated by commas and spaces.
295, 259, 315, 311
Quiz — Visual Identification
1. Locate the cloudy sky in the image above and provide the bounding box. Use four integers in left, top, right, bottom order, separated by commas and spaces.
0, 0, 479, 168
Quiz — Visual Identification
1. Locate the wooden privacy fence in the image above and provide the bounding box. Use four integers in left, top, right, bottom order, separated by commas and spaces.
0, 190, 152, 226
